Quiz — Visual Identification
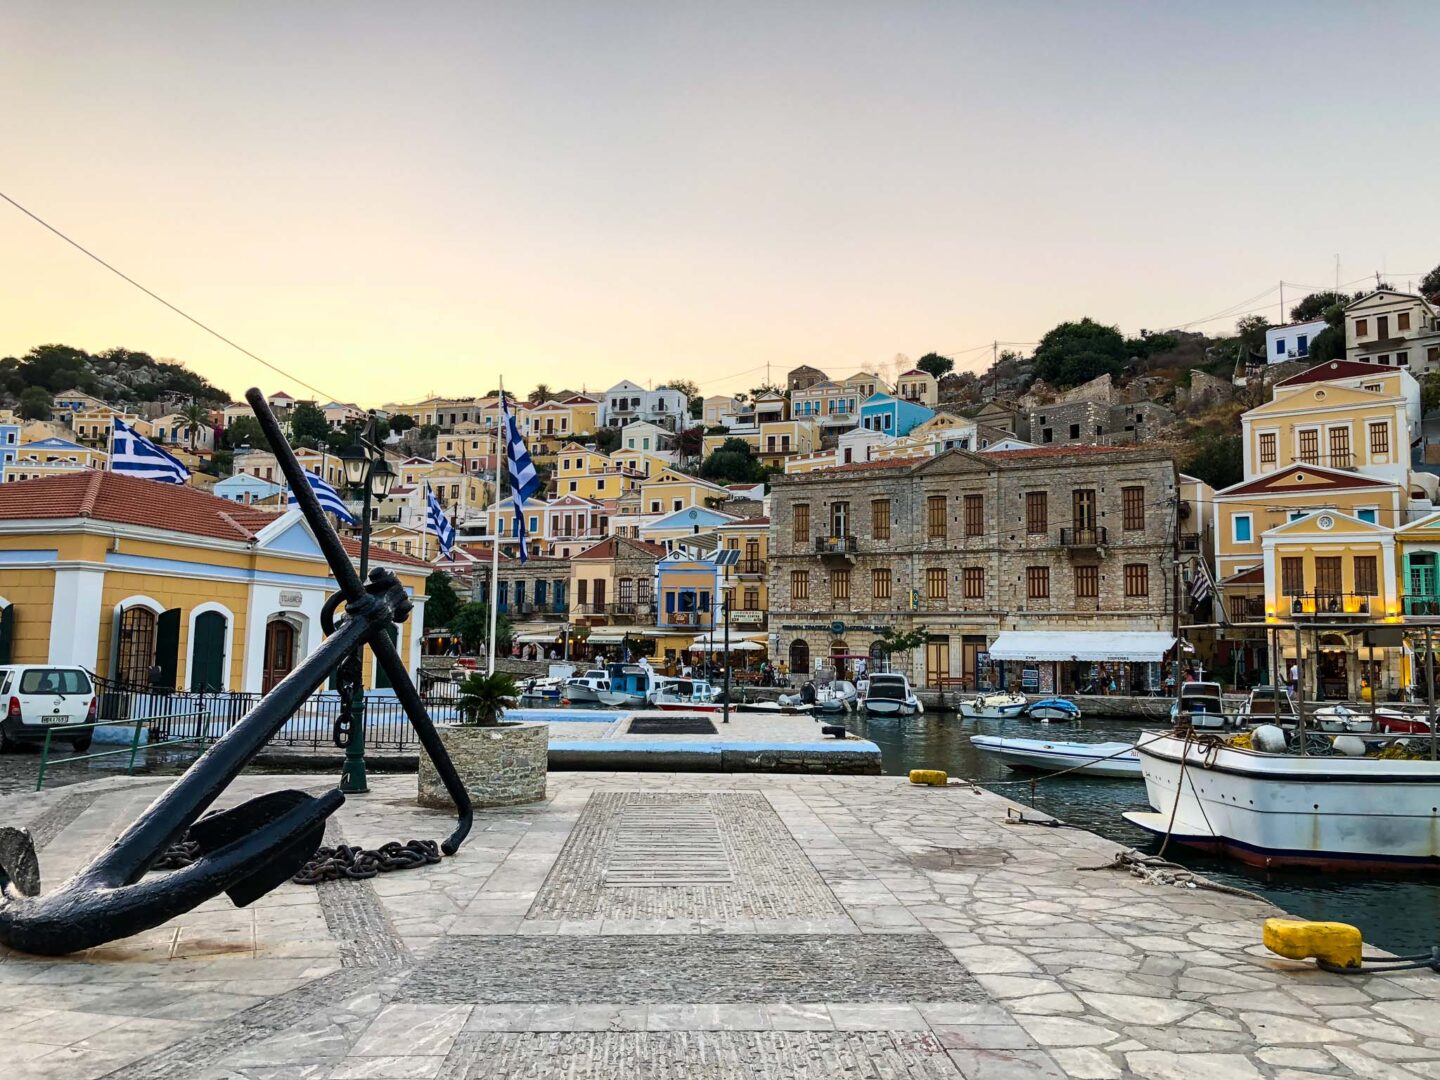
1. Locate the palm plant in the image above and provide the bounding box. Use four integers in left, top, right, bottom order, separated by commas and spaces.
456, 672, 519, 726
181, 402, 208, 451
529, 384, 552, 404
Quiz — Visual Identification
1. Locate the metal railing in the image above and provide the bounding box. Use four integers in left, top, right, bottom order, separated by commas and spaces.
814, 535, 858, 554
738, 560, 767, 575
1405, 595, 1440, 617
1284, 591, 1374, 616
1059, 526, 1107, 547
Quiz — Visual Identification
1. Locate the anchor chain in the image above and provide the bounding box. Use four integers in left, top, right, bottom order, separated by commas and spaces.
148, 832, 441, 884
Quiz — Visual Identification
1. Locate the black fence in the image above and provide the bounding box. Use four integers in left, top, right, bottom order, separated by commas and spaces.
91, 674, 464, 753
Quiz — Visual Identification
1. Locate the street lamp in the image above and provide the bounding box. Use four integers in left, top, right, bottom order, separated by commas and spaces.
337, 412, 393, 795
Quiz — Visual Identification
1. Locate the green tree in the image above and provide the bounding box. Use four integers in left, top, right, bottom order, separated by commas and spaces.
676, 424, 706, 459
1182, 430, 1244, 490
418, 423, 440, 441
1030, 318, 1127, 387
19, 344, 95, 394
389, 413, 416, 434
224, 415, 273, 452
593, 427, 621, 453
1424, 371, 1440, 415
288, 401, 330, 447
528, 383, 553, 404
424, 570, 462, 631
1421, 263, 1440, 303
749, 382, 785, 399
915, 353, 954, 380
1290, 291, 1351, 326
1306, 325, 1347, 365
1234, 315, 1271, 362
700, 437, 766, 484
180, 402, 209, 450
18, 386, 52, 420
449, 602, 511, 654
456, 671, 520, 726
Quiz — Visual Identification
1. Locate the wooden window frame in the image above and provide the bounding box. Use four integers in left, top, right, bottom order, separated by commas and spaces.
1025, 491, 1047, 535
1121, 486, 1145, 532
872, 499, 891, 541
926, 567, 947, 600
1074, 564, 1098, 600
927, 495, 947, 540
873, 568, 892, 601
791, 569, 809, 600
1025, 565, 1049, 600
1123, 563, 1149, 598
962, 567, 984, 599
963, 494, 983, 537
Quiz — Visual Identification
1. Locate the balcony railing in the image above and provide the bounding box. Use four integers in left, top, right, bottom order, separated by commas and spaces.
738, 559, 767, 576
1284, 591, 1373, 617
1059, 526, 1107, 548
662, 611, 714, 627
814, 535, 858, 555
1404, 595, 1440, 618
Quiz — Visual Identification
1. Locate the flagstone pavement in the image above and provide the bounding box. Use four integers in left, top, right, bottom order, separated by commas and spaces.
4, 771, 1440, 1078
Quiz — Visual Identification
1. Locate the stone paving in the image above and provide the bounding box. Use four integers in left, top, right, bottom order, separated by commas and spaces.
3, 772, 1440, 1077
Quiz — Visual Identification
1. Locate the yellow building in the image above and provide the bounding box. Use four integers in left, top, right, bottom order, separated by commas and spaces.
554, 443, 642, 500
435, 431, 497, 464
72, 409, 149, 448
638, 470, 730, 516
716, 516, 769, 635
895, 368, 939, 406
701, 419, 818, 468
0, 471, 430, 692
5, 437, 110, 483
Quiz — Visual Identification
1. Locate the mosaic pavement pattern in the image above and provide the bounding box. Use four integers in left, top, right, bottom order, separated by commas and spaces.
3, 773, 1440, 1078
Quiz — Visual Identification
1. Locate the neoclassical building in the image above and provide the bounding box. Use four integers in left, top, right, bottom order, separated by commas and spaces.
0, 471, 430, 692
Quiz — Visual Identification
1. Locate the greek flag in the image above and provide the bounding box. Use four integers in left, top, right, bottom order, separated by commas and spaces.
425, 482, 455, 560
289, 469, 357, 525
501, 392, 540, 562
1190, 559, 1213, 603
110, 417, 190, 484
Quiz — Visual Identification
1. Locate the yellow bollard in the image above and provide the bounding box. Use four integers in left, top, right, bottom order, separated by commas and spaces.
909, 769, 948, 786
1263, 918, 1363, 969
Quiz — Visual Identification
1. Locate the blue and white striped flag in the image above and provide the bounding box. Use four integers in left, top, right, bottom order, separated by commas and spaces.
110, 417, 190, 484
501, 392, 540, 562
288, 469, 357, 525
425, 482, 455, 560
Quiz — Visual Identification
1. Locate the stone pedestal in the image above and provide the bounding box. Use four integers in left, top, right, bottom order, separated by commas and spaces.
417, 721, 547, 809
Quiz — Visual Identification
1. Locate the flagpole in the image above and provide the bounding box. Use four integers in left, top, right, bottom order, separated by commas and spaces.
487, 379, 504, 676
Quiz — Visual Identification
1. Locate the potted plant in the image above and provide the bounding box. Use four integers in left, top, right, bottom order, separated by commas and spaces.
417, 670, 548, 809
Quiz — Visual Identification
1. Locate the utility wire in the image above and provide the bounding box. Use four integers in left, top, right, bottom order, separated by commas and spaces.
0, 190, 339, 402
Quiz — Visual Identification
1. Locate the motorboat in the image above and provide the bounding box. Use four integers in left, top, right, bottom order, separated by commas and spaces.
957, 691, 1029, 720
1238, 685, 1296, 723
736, 700, 813, 715
1168, 681, 1233, 730
597, 663, 659, 708
862, 673, 922, 717
970, 735, 1140, 778
1126, 727, 1440, 870
652, 677, 723, 711
779, 680, 858, 714
519, 663, 576, 703
1308, 704, 1376, 734
1024, 697, 1081, 722
562, 669, 611, 705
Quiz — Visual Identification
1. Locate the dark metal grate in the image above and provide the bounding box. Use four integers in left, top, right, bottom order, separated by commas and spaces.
628, 716, 719, 736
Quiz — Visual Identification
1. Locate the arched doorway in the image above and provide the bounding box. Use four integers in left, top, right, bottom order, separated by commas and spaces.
116, 607, 157, 687
869, 640, 886, 674
830, 640, 849, 679
789, 639, 810, 676
262, 619, 298, 693
190, 610, 228, 691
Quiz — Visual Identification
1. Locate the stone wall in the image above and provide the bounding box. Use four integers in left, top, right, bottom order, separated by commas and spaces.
417, 720, 548, 809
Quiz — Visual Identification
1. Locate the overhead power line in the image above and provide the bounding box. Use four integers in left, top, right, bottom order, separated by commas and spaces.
0, 190, 339, 402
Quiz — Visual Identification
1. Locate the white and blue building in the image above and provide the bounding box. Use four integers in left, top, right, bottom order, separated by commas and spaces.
214, 474, 287, 506
858, 393, 935, 437
1265, 319, 1329, 365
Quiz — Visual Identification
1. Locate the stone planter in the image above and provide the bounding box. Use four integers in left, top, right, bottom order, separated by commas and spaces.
417, 720, 548, 809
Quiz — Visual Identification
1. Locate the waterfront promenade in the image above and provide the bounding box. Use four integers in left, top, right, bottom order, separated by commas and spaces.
3, 772, 1439, 1078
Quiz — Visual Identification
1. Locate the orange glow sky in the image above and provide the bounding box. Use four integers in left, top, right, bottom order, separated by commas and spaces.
3, 3, 1438, 405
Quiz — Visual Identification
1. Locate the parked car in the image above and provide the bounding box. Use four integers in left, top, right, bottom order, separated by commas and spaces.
0, 666, 96, 752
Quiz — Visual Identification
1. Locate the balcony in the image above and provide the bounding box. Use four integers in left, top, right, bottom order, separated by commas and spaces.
1059, 526, 1107, 549
1227, 593, 1267, 620
738, 559, 767, 576
1404, 595, 1440, 618
662, 611, 714, 628
1284, 591, 1373, 617
814, 535, 858, 558
1179, 533, 1201, 555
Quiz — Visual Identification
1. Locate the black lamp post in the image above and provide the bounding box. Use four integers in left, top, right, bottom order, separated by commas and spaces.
336, 413, 395, 794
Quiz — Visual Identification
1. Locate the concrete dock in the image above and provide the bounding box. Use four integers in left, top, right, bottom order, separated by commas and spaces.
3, 771, 1439, 1078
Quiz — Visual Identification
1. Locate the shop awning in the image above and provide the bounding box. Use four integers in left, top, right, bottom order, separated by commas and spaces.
987, 631, 1176, 663
689, 640, 763, 652
514, 630, 563, 644
583, 630, 630, 644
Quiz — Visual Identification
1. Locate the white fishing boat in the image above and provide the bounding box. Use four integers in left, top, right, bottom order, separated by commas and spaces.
652, 677, 723, 711
862, 673, 922, 717
596, 663, 659, 708
1125, 728, 1440, 870
957, 691, 1029, 720
779, 680, 858, 714
1237, 685, 1295, 723
1168, 681, 1234, 730
970, 735, 1140, 778
561, 669, 611, 704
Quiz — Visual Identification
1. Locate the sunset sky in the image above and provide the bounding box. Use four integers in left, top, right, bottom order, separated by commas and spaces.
3, 2, 1438, 405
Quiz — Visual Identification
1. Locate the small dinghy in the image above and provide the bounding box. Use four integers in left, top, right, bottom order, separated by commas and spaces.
970, 735, 1140, 778
957, 691, 1029, 719
1024, 697, 1081, 722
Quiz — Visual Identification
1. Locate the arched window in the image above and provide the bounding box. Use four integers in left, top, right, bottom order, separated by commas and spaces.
789, 639, 810, 675
869, 640, 886, 668
116, 607, 157, 686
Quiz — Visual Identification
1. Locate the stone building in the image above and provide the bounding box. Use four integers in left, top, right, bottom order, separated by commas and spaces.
1023, 399, 1175, 448
767, 446, 1178, 693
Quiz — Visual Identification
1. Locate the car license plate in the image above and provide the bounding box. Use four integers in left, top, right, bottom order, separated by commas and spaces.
39, 714, 76, 725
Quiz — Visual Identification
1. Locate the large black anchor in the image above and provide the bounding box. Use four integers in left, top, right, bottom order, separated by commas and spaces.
0, 388, 473, 956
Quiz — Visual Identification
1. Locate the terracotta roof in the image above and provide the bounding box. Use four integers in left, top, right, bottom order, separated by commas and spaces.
1275, 359, 1401, 387
0, 471, 430, 569
1219, 566, 1264, 587
981, 445, 1138, 461
1216, 463, 1394, 498
572, 536, 666, 560
725, 516, 771, 526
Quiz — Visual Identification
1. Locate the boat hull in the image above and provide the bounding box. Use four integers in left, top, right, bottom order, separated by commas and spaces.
1132, 731, 1440, 870
957, 703, 1028, 720
971, 736, 1139, 778
597, 692, 647, 708
563, 685, 602, 704
864, 699, 918, 717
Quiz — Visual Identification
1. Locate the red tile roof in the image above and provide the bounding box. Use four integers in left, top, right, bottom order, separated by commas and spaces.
1276, 360, 1398, 386
571, 536, 666, 560
0, 471, 430, 568
726, 516, 771, 526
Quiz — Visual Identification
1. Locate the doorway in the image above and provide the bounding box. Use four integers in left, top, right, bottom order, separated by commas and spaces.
263, 619, 298, 692
190, 610, 228, 691
925, 636, 950, 689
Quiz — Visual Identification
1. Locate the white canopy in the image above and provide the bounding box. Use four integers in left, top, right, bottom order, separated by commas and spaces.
514, 631, 562, 644
987, 631, 1175, 663
689, 640, 763, 653
584, 630, 630, 644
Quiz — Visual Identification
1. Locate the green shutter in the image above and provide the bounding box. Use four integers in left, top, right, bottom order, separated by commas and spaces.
0, 604, 14, 664
189, 611, 227, 691
155, 608, 181, 690
374, 624, 399, 689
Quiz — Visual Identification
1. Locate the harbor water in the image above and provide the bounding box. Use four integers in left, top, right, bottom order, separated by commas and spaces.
850, 710, 1440, 956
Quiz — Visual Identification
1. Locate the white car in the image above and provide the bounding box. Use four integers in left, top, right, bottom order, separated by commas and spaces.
0, 666, 97, 752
